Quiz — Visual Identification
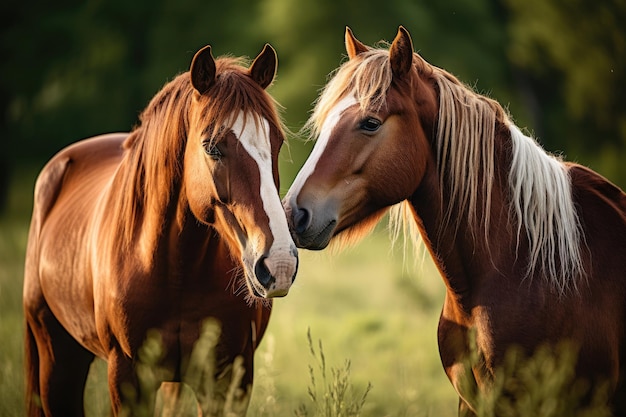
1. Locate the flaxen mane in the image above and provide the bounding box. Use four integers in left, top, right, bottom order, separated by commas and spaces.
306, 47, 585, 294
109, 57, 285, 254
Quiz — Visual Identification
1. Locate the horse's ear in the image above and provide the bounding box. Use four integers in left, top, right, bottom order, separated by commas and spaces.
345, 27, 369, 59
389, 26, 414, 78
190, 45, 216, 95
249, 44, 277, 90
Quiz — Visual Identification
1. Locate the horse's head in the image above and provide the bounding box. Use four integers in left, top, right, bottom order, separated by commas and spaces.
185, 44, 297, 298
284, 27, 438, 250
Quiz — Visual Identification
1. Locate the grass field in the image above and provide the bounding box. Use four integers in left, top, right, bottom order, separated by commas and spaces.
0, 167, 458, 416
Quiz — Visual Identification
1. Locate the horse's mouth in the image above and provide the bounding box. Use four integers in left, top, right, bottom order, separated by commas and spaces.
246, 274, 266, 298
293, 219, 337, 250
244, 266, 292, 299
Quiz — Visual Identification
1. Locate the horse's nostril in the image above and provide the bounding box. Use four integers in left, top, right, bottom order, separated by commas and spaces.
254, 256, 273, 288
293, 207, 311, 235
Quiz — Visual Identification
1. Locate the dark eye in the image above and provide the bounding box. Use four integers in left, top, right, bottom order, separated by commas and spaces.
359, 117, 382, 132
203, 141, 222, 160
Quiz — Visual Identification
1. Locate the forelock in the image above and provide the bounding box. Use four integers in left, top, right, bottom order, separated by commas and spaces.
304, 48, 393, 139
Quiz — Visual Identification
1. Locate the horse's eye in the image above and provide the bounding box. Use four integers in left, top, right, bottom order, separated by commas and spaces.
203, 141, 222, 160
359, 117, 382, 132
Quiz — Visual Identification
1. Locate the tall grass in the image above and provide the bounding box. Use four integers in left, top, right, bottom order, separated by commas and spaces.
117, 319, 612, 417
0, 167, 33, 417
118, 323, 374, 417
120, 320, 250, 417
294, 328, 372, 417
475, 344, 611, 417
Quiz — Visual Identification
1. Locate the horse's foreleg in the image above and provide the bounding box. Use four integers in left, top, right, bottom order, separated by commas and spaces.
613, 369, 626, 416
107, 349, 159, 416
458, 397, 478, 417
25, 311, 94, 417
158, 382, 202, 417
191, 354, 251, 417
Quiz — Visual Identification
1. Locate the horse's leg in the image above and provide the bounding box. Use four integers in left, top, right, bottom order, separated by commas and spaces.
158, 382, 182, 417
613, 374, 626, 416
458, 397, 477, 417
107, 348, 159, 416
158, 382, 201, 417
107, 349, 135, 415
193, 355, 251, 417
25, 309, 94, 416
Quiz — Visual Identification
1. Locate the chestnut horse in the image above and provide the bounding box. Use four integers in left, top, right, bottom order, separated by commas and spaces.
283, 27, 626, 415
23, 43, 298, 416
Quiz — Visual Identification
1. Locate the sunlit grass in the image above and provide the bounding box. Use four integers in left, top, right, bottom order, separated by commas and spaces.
0, 171, 31, 417
294, 327, 373, 417
249, 240, 455, 417
471, 341, 612, 417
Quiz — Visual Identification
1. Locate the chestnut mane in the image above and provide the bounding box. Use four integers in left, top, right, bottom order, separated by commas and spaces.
109, 57, 285, 255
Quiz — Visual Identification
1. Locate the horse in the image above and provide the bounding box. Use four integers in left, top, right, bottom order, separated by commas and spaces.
23, 43, 298, 416
283, 26, 626, 415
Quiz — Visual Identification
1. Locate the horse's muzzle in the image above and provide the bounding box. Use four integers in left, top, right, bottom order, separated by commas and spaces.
251, 246, 298, 298
283, 199, 337, 250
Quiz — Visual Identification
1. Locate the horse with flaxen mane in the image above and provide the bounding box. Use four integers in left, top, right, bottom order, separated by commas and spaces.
24, 43, 298, 416
283, 27, 626, 415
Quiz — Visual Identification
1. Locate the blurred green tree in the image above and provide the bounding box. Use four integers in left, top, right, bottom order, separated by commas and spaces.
504, 0, 626, 184
257, 0, 513, 181
1, 0, 624, 211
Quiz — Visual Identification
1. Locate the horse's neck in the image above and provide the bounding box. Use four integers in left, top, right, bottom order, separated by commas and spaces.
410, 170, 474, 301
155, 194, 229, 275
102, 169, 223, 278
410, 123, 515, 307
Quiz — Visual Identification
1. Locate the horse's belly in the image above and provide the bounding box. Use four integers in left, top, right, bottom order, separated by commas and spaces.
439, 296, 621, 398
38, 224, 100, 345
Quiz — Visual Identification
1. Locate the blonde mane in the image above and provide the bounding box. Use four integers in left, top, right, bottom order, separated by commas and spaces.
304, 47, 394, 138
307, 47, 585, 294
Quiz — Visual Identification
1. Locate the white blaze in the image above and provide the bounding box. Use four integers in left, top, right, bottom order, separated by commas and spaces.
232, 112, 296, 293
285, 95, 357, 200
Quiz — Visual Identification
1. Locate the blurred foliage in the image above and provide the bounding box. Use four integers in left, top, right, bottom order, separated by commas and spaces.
1, 0, 625, 203
504, 0, 626, 184
461, 329, 612, 417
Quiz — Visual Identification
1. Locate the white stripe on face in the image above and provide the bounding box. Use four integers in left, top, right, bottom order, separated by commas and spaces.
232, 112, 294, 254
286, 95, 357, 200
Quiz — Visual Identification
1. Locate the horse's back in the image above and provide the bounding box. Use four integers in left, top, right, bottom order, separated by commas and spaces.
569, 163, 626, 277
29, 133, 128, 232
567, 164, 626, 405
569, 163, 626, 214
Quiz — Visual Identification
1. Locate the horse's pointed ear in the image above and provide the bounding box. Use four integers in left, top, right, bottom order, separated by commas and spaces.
345, 27, 369, 59
389, 26, 414, 78
249, 44, 277, 90
190, 45, 216, 95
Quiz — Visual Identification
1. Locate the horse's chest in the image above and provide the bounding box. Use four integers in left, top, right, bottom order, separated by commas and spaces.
112, 274, 235, 316
112, 278, 257, 372
104, 270, 248, 334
